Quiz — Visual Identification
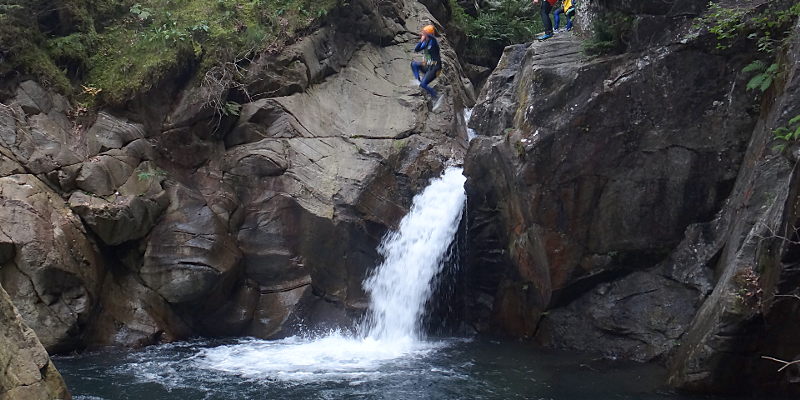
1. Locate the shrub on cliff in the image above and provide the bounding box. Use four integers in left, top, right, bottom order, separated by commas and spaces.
449, 0, 543, 66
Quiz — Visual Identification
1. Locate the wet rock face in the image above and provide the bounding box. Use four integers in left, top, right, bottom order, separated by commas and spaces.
0, 0, 472, 352
464, 3, 800, 396
465, 29, 754, 343
0, 284, 71, 400
667, 20, 800, 395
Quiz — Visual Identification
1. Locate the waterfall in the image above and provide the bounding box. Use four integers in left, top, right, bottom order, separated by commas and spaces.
464, 108, 478, 141
361, 167, 467, 342
195, 167, 468, 381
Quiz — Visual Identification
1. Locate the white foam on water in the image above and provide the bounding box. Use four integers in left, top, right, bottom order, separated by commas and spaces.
194, 334, 447, 383
194, 167, 467, 382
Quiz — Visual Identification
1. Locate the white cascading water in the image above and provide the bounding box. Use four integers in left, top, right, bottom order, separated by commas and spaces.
194, 166, 467, 381
361, 166, 467, 342
464, 108, 478, 141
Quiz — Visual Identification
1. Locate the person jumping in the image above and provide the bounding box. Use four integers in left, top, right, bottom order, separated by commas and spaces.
533, 0, 558, 40
411, 24, 443, 106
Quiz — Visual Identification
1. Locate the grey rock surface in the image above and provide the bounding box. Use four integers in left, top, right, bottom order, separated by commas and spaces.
0, 283, 71, 400
463, 1, 800, 396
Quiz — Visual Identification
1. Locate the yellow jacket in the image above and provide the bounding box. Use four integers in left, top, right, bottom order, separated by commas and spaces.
563, 0, 573, 12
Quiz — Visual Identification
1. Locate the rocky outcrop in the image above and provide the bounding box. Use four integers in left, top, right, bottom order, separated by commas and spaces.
464, 0, 800, 395
0, 0, 472, 352
466, 25, 755, 342
0, 173, 104, 353
0, 283, 70, 400
668, 18, 800, 395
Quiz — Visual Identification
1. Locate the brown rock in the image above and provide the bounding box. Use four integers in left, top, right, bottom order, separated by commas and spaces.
0, 284, 71, 400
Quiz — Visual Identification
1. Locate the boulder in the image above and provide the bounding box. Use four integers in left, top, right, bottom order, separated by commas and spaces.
12, 80, 54, 116
0, 174, 103, 353
83, 272, 192, 348
86, 112, 146, 156
75, 153, 139, 196
0, 283, 71, 400
140, 184, 241, 304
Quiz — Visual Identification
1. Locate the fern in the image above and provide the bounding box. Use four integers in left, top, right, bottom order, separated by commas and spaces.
773, 114, 800, 152
743, 61, 778, 93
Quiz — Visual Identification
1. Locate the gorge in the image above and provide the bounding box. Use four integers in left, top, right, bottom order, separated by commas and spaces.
1, 0, 800, 398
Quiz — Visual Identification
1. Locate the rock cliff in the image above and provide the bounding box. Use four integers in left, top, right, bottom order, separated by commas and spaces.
464, 0, 800, 394
0, 0, 472, 354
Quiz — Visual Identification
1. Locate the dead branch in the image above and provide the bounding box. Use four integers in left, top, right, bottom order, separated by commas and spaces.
762, 356, 800, 372
754, 220, 800, 246
774, 294, 800, 301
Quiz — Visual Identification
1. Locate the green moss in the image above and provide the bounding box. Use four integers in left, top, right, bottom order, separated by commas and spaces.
2, 0, 335, 105
12, 46, 73, 91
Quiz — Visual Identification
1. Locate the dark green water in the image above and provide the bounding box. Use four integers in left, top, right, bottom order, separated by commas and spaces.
55, 337, 734, 400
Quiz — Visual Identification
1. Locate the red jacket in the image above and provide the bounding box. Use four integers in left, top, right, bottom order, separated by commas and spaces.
547, 0, 557, 5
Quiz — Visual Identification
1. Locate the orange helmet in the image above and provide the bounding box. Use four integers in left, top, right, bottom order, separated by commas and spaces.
422, 25, 436, 35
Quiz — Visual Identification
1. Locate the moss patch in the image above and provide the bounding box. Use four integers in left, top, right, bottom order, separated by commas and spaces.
1, 0, 335, 104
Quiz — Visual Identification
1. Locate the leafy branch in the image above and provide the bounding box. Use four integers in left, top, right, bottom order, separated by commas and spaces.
742, 60, 779, 93
772, 115, 800, 152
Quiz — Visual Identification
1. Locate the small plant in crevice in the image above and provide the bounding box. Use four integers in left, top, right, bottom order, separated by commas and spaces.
772, 114, 800, 152
732, 266, 763, 311
742, 60, 779, 93
514, 140, 526, 158
137, 168, 167, 181
221, 101, 242, 117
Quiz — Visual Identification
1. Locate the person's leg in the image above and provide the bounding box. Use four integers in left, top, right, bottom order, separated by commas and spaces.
420, 66, 439, 98
566, 15, 573, 31
554, 8, 562, 30
541, 1, 553, 35
411, 61, 423, 81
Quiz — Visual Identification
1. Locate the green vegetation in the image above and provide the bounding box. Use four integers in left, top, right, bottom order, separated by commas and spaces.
692, 1, 799, 104
693, 3, 747, 50
137, 167, 167, 181
583, 11, 634, 56
742, 60, 779, 93
449, 0, 542, 46
0, 0, 334, 105
732, 267, 762, 311
772, 115, 800, 152
221, 100, 242, 116
448, 0, 542, 64
695, 1, 800, 51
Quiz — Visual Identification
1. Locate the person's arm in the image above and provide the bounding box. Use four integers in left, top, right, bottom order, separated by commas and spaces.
414, 37, 428, 52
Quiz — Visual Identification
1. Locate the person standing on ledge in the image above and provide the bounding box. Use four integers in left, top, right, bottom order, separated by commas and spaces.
533, 0, 558, 40
411, 24, 443, 108
554, 0, 575, 32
